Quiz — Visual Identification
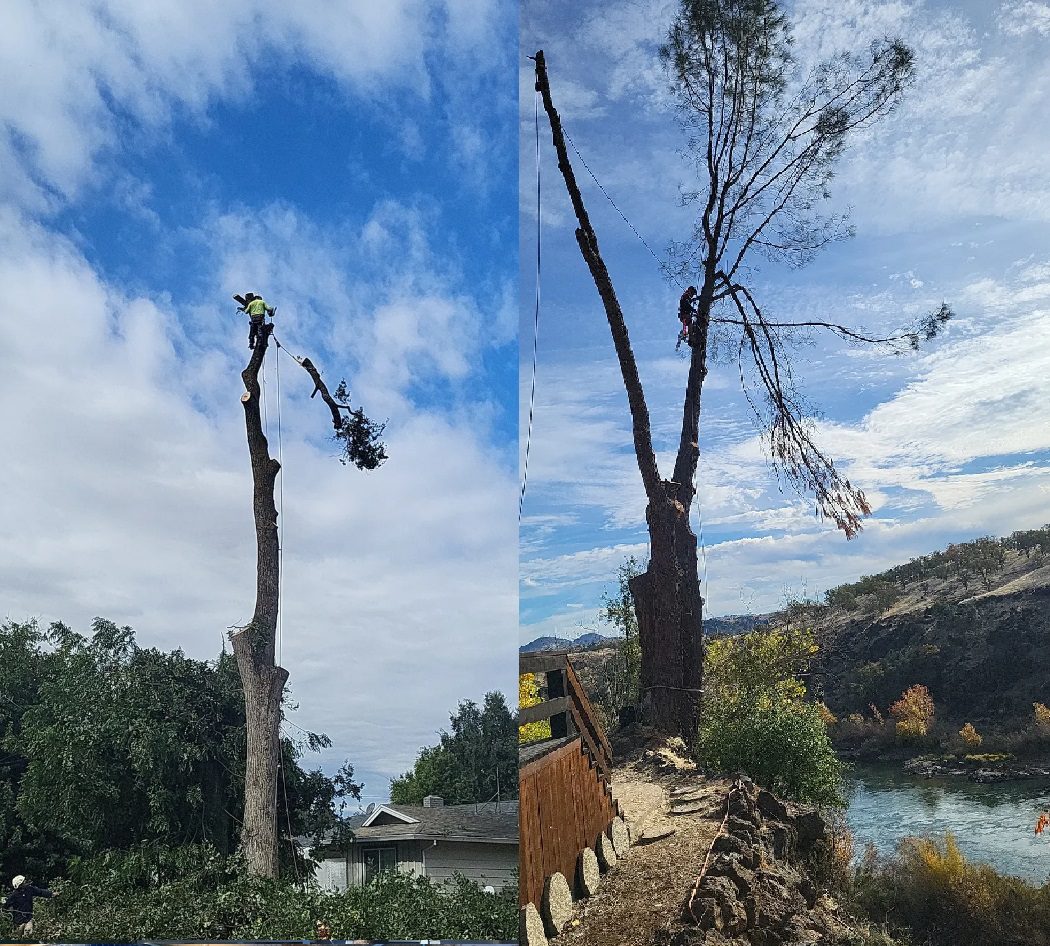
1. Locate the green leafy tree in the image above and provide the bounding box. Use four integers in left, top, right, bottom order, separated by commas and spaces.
391, 693, 518, 805
601, 556, 643, 711
0, 618, 353, 883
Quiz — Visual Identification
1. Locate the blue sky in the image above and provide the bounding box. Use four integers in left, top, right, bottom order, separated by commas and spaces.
519, 0, 1050, 642
0, 0, 517, 805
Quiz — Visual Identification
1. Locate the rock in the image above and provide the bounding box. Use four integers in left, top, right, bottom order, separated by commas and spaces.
707, 853, 756, 897
712, 831, 759, 869
596, 828, 618, 870
639, 825, 677, 844
520, 903, 549, 946
767, 822, 794, 859
540, 872, 573, 937
795, 810, 827, 848
669, 804, 708, 816
727, 815, 759, 842
611, 816, 630, 857
577, 847, 600, 897
756, 789, 790, 823
687, 875, 747, 933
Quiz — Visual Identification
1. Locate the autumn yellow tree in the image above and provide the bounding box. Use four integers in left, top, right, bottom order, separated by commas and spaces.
959, 722, 982, 748
890, 684, 935, 743
519, 673, 552, 743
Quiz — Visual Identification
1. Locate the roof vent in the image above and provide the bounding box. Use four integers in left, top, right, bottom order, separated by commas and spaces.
422, 794, 444, 808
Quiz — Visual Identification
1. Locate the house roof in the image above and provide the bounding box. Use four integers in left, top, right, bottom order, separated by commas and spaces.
304, 801, 518, 848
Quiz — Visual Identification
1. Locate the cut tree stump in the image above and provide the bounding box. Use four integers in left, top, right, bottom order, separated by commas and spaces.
577, 847, 601, 897
542, 872, 574, 937
521, 902, 549, 946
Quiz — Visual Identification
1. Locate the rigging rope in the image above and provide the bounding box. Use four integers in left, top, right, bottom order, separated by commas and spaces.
519, 88, 542, 521
562, 129, 685, 290
274, 333, 285, 667
279, 755, 302, 884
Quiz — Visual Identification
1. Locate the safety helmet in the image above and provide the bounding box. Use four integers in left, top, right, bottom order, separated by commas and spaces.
12, 875, 25, 889
244, 292, 256, 301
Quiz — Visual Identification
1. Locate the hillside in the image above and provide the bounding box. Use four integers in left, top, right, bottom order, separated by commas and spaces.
800, 528, 1050, 730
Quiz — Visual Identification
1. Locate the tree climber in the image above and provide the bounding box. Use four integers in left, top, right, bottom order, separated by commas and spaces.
677, 285, 698, 350
238, 292, 276, 349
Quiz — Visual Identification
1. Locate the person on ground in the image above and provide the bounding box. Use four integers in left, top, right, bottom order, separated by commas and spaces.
4, 875, 54, 936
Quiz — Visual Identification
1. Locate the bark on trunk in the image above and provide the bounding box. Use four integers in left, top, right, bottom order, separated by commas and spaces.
536, 50, 707, 742
631, 488, 704, 740
230, 321, 287, 878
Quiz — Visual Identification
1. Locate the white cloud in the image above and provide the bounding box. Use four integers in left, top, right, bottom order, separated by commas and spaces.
0, 0, 506, 208
0, 199, 516, 797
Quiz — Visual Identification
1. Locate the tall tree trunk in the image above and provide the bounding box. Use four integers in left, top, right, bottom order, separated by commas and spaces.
535, 50, 706, 741
230, 321, 287, 877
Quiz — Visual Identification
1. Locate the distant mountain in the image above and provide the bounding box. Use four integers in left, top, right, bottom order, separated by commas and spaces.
519, 632, 615, 653
519, 616, 769, 654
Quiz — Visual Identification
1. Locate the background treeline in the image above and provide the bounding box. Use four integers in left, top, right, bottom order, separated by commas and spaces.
390, 692, 519, 806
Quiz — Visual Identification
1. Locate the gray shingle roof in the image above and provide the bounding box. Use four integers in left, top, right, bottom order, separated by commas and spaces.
305, 801, 518, 847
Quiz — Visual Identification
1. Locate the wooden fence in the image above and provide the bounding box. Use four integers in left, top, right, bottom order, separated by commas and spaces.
519, 652, 620, 907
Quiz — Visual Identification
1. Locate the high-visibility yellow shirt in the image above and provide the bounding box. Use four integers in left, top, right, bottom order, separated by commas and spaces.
246, 298, 268, 317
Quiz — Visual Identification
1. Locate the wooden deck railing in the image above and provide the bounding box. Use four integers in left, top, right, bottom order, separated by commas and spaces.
519, 651, 620, 907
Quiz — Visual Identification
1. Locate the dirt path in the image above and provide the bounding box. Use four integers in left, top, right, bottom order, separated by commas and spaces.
558, 754, 731, 946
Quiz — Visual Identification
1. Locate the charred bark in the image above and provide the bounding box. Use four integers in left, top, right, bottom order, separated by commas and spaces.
536, 50, 704, 740
231, 321, 286, 877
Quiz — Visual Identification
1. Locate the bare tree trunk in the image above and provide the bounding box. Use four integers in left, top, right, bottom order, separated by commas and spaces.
535, 50, 705, 741
230, 322, 287, 877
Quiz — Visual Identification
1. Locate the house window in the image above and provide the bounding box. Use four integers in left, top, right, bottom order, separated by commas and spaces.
363, 846, 397, 883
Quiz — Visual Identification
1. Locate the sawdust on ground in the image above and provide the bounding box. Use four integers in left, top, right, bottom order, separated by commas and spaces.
557, 751, 731, 946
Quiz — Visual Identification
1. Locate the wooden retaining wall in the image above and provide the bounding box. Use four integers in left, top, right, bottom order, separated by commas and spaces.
519, 737, 620, 907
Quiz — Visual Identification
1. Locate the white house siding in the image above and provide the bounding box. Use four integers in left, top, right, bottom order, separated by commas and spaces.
315, 856, 349, 892
421, 841, 518, 890
318, 839, 517, 891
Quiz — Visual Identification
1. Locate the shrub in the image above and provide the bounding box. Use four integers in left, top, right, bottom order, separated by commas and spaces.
699, 628, 844, 807
26, 844, 517, 942
853, 833, 1050, 946
817, 701, 838, 726
1034, 702, 1050, 729
890, 685, 935, 743
518, 673, 551, 743
700, 700, 845, 807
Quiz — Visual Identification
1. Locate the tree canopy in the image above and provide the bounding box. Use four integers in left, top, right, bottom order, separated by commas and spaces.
0, 618, 356, 883
390, 693, 518, 806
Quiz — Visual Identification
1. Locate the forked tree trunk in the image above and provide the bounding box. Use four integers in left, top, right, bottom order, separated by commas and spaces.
230, 321, 287, 877
535, 50, 708, 741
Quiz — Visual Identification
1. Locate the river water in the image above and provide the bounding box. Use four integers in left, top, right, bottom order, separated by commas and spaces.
845, 763, 1050, 884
